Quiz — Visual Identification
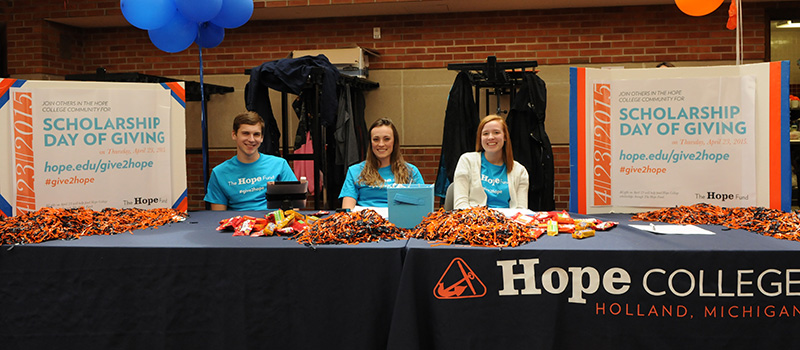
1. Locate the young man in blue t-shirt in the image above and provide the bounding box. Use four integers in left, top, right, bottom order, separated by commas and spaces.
204, 111, 297, 211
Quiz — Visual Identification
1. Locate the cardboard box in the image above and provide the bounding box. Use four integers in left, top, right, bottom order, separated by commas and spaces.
292, 46, 379, 78
388, 184, 434, 229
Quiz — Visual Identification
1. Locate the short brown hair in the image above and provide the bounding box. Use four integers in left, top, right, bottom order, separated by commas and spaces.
233, 111, 264, 133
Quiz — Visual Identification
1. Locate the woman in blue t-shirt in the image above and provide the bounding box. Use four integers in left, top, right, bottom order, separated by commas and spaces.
339, 118, 425, 209
453, 115, 529, 209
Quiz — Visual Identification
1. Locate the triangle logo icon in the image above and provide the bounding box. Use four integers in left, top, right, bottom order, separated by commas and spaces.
433, 257, 486, 299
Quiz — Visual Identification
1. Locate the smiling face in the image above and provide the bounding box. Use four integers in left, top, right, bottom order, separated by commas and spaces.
480, 120, 505, 154
232, 123, 263, 162
370, 125, 394, 167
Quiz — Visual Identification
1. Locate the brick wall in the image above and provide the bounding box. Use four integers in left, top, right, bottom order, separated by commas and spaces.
4, 2, 771, 76
552, 146, 571, 207
186, 149, 237, 210
264, 0, 442, 6
187, 145, 571, 211
401, 146, 441, 182
1, 1, 783, 212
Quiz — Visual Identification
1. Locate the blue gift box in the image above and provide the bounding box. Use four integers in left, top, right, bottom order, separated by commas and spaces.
387, 184, 434, 229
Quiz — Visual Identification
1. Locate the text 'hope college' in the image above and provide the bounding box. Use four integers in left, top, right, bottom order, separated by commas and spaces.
496, 259, 800, 304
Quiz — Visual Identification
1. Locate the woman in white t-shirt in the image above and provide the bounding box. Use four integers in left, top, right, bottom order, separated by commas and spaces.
453, 114, 529, 209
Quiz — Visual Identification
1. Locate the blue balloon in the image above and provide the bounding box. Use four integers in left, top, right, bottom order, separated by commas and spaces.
175, 0, 223, 23
148, 13, 198, 53
210, 0, 254, 29
196, 22, 225, 49
121, 0, 177, 30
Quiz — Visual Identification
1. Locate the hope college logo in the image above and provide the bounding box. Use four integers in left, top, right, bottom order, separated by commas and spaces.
433, 257, 486, 299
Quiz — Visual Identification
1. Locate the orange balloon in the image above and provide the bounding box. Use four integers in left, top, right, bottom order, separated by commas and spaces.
675, 0, 724, 17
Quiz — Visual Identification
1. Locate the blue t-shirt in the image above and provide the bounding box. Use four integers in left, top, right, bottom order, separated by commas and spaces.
480, 153, 510, 208
339, 161, 425, 207
204, 153, 297, 211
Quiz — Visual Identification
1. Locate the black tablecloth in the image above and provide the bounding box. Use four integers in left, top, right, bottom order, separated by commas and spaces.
3, 212, 800, 349
0, 211, 406, 350
386, 213, 800, 350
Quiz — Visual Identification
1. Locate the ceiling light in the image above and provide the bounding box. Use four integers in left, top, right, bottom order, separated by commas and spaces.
776, 20, 800, 28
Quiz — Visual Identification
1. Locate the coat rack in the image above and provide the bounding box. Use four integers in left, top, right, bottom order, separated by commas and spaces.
244, 67, 379, 209
447, 56, 538, 115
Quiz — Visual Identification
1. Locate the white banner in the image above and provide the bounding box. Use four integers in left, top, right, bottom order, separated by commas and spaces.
11, 87, 173, 211
609, 76, 757, 207
570, 62, 787, 214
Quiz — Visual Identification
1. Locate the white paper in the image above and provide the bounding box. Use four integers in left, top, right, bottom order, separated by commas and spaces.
629, 223, 715, 235
491, 208, 537, 217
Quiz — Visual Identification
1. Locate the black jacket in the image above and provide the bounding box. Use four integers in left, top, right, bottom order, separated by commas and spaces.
434, 71, 479, 198
246, 55, 340, 156
507, 72, 555, 210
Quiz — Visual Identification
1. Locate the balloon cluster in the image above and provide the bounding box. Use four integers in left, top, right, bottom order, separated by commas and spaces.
121, 0, 253, 53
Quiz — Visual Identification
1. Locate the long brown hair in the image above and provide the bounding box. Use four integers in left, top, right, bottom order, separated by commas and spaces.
359, 118, 413, 186
475, 114, 514, 172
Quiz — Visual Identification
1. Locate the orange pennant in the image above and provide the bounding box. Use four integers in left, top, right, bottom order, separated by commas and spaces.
726, 0, 737, 30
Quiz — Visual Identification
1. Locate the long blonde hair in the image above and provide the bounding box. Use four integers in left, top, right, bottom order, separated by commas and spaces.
475, 114, 514, 172
359, 118, 413, 186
